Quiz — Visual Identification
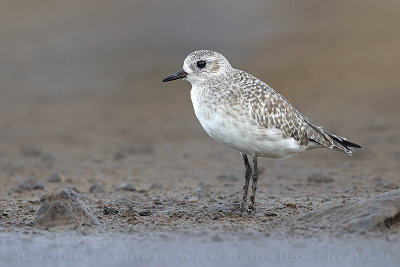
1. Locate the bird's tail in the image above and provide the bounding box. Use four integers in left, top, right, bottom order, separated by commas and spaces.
323, 130, 361, 155
305, 118, 361, 155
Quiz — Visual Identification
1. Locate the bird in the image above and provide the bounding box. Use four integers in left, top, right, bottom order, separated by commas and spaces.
162, 50, 361, 211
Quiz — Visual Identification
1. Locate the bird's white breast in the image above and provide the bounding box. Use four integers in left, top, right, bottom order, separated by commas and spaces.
190, 85, 306, 159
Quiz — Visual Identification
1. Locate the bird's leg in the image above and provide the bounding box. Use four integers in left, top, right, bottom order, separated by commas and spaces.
249, 155, 259, 211
240, 153, 252, 211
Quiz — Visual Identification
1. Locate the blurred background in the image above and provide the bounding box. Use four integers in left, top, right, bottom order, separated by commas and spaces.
0, 0, 399, 192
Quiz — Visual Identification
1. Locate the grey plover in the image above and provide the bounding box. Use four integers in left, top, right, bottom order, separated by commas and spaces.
163, 50, 360, 211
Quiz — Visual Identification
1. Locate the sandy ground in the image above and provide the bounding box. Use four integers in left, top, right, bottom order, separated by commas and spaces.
0, 0, 400, 266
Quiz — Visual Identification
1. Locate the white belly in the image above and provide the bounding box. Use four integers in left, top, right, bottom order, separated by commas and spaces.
191, 89, 306, 159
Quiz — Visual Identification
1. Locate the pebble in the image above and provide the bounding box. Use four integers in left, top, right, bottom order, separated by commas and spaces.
48, 172, 65, 183
103, 207, 119, 215
89, 184, 105, 194
138, 210, 151, 216
150, 183, 163, 190
153, 199, 161, 205
115, 183, 137, 192
307, 173, 334, 183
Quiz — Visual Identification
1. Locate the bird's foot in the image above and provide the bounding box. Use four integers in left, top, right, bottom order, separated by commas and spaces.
248, 204, 255, 212
239, 201, 256, 213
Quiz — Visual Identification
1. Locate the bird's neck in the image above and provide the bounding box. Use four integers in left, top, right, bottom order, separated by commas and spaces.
190, 74, 238, 110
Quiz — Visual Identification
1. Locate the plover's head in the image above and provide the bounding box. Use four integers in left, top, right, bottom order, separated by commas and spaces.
163, 50, 231, 85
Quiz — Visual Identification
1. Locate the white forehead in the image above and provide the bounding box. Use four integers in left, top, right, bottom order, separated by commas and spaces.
183, 50, 231, 67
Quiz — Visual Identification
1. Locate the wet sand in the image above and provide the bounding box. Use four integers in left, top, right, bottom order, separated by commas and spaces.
0, 0, 400, 266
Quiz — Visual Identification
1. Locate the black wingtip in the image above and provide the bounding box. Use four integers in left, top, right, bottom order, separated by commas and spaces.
341, 140, 361, 149
324, 131, 361, 152
330, 135, 362, 152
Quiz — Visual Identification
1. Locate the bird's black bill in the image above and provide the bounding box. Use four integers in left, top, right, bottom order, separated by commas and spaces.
162, 69, 187, 82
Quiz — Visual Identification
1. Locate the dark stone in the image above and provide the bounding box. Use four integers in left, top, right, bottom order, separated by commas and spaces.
291, 189, 400, 232
307, 173, 334, 183
150, 183, 163, 190
89, 184, 105, 194
153, 199, 161, 205
138, 210, 151, 216
48, 172, 65, 183
103, 206, 119, 215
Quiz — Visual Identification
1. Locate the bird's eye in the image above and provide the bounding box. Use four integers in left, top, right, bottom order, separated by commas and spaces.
196, 60, 206, 68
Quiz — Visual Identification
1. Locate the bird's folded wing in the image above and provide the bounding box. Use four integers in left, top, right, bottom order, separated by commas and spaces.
235, 72, 352, 153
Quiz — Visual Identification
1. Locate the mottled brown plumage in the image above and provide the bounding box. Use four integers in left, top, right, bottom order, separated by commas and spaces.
232, 70, 359, 154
